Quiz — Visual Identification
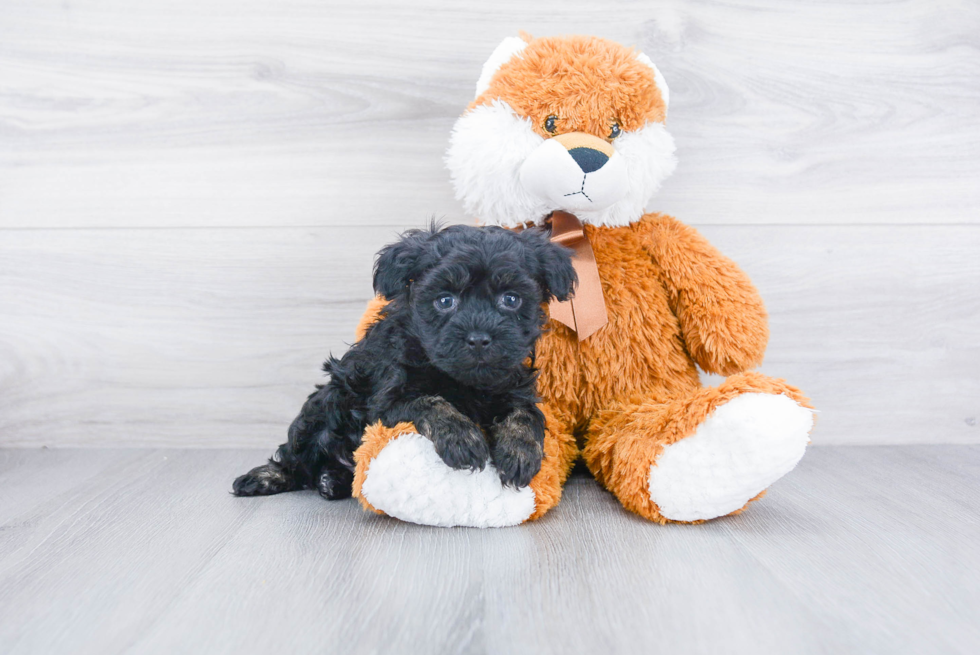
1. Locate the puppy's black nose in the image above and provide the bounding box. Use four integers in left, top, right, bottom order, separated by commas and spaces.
568, 147, 609, 174
466, 332, 492, 352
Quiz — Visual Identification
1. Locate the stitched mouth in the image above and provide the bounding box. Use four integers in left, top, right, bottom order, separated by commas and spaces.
562, 174, 592, 202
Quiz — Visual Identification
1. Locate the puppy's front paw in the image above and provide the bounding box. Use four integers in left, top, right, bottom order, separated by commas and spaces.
492, 410, 545, 488
433, 423, 491, 472
493, 436, 544, 488
414, 399, 490, 471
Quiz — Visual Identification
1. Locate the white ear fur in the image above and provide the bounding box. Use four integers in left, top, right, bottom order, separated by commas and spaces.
636, 53, 669, 119
475, 37, 528, 98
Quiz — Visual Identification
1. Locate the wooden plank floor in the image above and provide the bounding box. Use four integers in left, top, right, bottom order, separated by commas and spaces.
0, 446, 977, 654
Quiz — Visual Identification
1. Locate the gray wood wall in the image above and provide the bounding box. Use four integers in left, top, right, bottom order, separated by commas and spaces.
1, 0, 978, 447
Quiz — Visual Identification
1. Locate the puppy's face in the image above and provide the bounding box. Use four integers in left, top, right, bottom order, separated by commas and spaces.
374, 225, 575, 389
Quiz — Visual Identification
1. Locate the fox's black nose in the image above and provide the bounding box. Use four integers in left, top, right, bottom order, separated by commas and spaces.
466, 332, 492, 352
568, 147, 609, 173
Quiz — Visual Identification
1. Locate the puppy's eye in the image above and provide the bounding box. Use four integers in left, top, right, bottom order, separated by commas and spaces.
434, 294, 458, 312
608, 120, 622, 140
544, 115, 558, 135
498, 292, 522, 310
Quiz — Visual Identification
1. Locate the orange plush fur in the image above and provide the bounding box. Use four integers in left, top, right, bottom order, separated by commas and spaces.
475, 34, 667, 136
352, 35, 812, 523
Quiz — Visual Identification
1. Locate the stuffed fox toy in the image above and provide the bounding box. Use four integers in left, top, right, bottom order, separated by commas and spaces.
350, 33, 815, 527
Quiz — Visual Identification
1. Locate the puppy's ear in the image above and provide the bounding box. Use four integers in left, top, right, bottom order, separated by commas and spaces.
373, 227, 436, 300
519, 229, 577, 302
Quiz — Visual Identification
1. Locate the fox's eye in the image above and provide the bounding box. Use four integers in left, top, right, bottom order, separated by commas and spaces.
544, 115, 558, 135
498, 292, 522, 310
434, 294, 458, 312
608, 121, 622, 140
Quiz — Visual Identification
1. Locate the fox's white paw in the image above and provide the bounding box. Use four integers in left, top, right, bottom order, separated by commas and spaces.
359, 432, 535, 528
648, 393, 814, 521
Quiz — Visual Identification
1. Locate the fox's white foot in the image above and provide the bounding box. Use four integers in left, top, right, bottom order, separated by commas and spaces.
648, 393, 814, 521
358, 432, 536, 528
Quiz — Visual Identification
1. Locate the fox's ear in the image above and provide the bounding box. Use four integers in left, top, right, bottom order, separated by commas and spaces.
636, 52, 670, 120
475, 36, 528, 98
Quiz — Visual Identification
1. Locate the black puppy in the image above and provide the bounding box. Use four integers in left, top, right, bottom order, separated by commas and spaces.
233, 223, 576, 500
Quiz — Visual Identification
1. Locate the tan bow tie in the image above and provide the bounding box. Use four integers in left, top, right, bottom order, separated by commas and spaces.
547, 211, 609, 341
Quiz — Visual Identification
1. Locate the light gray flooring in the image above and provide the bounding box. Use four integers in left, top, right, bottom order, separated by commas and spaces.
0, 445, 977, 655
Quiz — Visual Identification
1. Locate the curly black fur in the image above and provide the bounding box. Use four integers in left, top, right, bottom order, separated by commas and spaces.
233, 223, 576, 499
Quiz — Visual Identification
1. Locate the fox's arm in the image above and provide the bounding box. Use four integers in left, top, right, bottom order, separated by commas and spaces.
354, 295, 390, 342
638, 213, 769, 375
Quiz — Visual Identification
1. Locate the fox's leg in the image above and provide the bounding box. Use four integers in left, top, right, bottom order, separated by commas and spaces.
351, 404, 578, 527
582, 372, 815, 523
